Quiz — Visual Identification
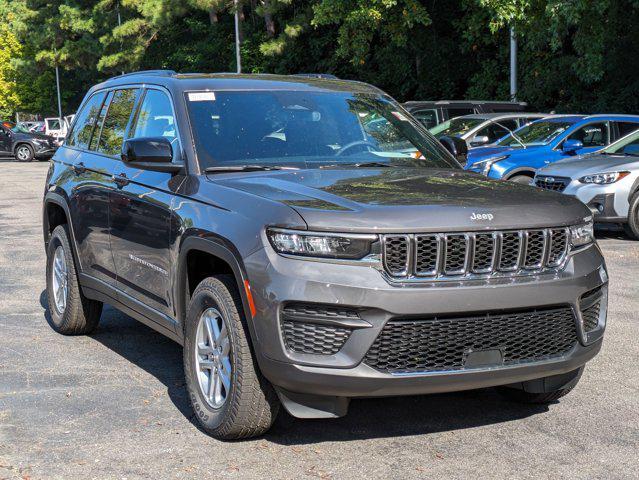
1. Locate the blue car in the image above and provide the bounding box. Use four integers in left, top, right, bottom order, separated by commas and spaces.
465, 114, 639, 183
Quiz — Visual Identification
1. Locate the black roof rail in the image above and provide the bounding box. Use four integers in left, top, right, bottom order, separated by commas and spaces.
110, 70, 177, 80
293, 73, 338, 80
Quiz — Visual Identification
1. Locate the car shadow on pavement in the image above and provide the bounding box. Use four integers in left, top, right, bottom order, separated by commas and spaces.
40, 290, 551, 443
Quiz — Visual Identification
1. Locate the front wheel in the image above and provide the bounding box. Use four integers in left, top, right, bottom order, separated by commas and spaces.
183, 275, 280, 440
15, 144, 34, 162
508, 174, 533, 185
623, 192, 639, 240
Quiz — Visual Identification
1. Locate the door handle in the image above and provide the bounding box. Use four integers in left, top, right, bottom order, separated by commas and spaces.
72, 162, 86, 175
113, 173, 130, 188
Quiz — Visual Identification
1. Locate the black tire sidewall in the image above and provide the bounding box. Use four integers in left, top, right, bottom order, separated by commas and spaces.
184, 281, 239, 431
45, 226, 73, 329
626, 192, 639, 239
509, 175, 533, 185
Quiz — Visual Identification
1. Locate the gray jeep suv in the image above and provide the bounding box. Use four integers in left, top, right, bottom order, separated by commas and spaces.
43, 71, 608, 439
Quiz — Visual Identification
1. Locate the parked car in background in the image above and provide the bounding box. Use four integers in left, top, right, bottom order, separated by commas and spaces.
465, 114, 639, 183
535, 128, 639, 239
403, 100, 528, 129
0, 121, 58, 161
429, 113, 547, 149
29, 122, 46, 133
44, 115, 75, 144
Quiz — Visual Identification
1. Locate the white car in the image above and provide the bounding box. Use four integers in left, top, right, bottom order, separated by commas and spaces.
44, 115, 75, 144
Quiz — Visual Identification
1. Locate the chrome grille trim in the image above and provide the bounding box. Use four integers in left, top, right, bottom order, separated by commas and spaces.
381, 228, 570, 281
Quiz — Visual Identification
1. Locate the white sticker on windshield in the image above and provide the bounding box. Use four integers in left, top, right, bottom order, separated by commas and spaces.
188, 92, 216, 102
391, 111, 409, 121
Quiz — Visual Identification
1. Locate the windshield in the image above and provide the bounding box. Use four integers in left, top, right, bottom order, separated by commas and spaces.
186, 90, 458, 170
497, 120, 574, 147
1, 121, 30, 134
429, 117, 484, 137
604, 129, 639, 154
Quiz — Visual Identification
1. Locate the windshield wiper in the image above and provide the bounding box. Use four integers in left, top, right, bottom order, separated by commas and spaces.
204, 165, 299, 174
321, 161, 394, 169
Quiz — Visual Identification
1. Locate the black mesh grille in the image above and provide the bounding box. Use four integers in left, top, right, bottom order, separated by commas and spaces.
548, 229, 568, 266
281, 321, 351, 355
581, 302, 600, 332
535, 176, 571, 192
472, 234, 494, 272
499, 232, 521, 270
383, 236, 409, 276
364, 306, 577, 373
444, 235, 467, 273
415, 235, 438, 275
524, 230, 546, 268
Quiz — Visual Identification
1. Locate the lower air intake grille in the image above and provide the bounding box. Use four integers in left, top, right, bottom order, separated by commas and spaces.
281, 321, 351, 355
364, 306, 577, 374
581, 302, 601, 332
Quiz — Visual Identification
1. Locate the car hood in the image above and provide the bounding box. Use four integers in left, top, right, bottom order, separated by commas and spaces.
538, 153, 639, 178
466, 145, 545, 165
211, 167, 590, 232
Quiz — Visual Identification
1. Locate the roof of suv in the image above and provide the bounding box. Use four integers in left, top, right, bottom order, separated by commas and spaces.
94, 70, 383, 95
455, 113, 547, 121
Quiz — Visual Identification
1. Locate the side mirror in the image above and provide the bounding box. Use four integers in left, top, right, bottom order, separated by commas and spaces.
121, 137, 183, 173
562, 139, 583, 154
439, 135, 469, 165
470, 135, 490, 146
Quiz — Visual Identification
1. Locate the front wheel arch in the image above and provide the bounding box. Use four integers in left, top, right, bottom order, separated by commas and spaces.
503, 169, 536, 182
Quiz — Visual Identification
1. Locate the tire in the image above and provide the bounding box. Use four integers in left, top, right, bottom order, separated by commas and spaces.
623, 192, 639, 240
508, 174, 533, 185
496, 385, 575, 404
183, 275, 280, 440
45, 225, 102, 334
15, 144, 34, 162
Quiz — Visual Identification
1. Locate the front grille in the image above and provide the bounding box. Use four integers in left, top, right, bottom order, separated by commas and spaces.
280, 303, 357, 355
364, 306, 578, 374
580, 286, 604, 332
382, 228, 569, 280
535, 175, 571, 192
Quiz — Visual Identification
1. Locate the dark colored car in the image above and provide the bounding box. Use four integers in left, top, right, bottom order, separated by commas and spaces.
403, 100, 529, 129
43, 71, 607, 440
0, 121, 58, 161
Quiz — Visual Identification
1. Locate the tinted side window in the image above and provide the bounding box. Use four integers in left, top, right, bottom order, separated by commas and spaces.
66, 92, 106, 149
89, 91, 113, 151
413, 109, 438, 129
447, 108, 475, 119
617, 122, 639, 138
97, 89, 139, 156
567, 122, 608, 147
131, 89, 176, 140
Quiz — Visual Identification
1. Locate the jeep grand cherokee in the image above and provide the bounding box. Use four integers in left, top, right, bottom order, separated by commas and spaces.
42, 71, 608, 439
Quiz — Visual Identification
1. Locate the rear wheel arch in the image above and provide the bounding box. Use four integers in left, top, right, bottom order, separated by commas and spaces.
177, 236, 255, 341
43, 194, 71, 247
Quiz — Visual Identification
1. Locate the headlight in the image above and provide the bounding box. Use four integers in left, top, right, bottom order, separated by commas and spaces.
578, 171, 630, 184
472, 155, 509, 176
267, 228, 375, 259
570, 220, 594, 247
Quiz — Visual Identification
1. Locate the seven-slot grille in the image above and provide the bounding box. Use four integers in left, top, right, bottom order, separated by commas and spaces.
535, 175, 571, 192
364, 306, 578, 374
382, 228, 569, 280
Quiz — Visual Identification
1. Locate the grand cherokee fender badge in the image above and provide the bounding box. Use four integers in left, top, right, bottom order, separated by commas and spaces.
470, 212, 494, 221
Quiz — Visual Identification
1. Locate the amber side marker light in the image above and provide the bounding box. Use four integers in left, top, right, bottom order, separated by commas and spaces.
244, 280, 257, 318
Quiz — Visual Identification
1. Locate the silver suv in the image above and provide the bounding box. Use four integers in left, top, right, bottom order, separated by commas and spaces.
535, 128, 639, 239
43, 71, 608, 439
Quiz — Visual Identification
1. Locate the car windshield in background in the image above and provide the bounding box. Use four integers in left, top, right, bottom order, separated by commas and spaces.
604, 129, 639, 155
429, 117, 484, 137
498, 121, 574, 147
185, 90, 458, 170
2, 122, 30, 134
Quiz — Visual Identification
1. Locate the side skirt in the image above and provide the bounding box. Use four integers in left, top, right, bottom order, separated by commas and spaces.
79, 273, 183, 345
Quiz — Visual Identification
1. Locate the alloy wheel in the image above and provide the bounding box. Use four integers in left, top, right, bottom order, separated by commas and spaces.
16, 146, 30, 161
195, 307, 232, 408
51, 246, 68, 314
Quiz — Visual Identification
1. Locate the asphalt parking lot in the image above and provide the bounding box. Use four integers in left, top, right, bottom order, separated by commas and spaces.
0, 161, 637, 480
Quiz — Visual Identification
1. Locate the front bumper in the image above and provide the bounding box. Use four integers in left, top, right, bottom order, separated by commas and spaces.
34, 145, 57, 159
559, 180, 629, 222
245, 241, 607, 408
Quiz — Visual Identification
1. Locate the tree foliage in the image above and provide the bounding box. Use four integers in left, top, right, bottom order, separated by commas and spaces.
2, 0, 639, 117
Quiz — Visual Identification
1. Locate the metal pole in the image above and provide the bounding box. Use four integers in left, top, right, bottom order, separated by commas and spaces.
117, 0, 124, 75
55, 54, 63, 120
510, 26, 517, 101
234, 0, 242, 73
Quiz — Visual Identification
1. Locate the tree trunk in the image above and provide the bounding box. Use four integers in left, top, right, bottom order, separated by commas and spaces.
263, 0, 275, 37
208, 7, 218, 24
